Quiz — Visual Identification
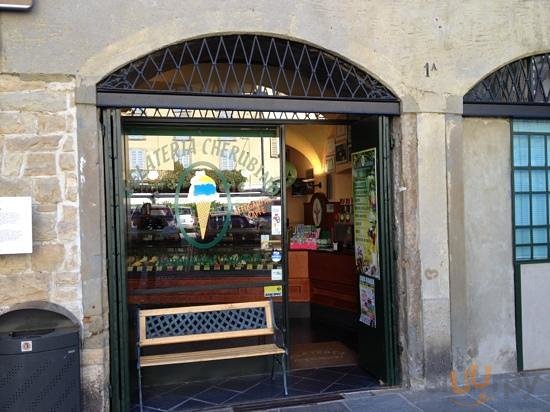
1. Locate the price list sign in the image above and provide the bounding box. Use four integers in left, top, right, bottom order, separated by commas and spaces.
352, 149, 379, 280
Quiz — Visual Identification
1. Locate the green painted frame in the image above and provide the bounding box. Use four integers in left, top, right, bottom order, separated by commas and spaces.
510, 120, 550, 372
102, 112, 399, 410
379, 116, 399, 385
102, 109, 131, 410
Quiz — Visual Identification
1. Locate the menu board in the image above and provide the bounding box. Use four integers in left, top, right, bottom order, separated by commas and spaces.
352, 149, 380, 279
0, 197, 32, 254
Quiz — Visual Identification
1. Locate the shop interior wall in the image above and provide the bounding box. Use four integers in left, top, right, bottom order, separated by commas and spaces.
285, 146, 313, 226
458, 117, 516, 374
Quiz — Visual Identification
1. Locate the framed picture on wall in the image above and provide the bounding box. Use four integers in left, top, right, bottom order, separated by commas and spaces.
335, 143, 348, 164
325, 155, 335, 172
326, 137, 336, 156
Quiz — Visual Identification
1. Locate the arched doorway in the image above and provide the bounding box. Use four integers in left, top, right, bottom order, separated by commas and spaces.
464, 52, 550, 373
97, 34, 400, 411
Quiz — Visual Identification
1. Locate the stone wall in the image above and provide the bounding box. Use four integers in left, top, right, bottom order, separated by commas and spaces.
460, 118, 516, 373
0, 74, 80, 315
0, 74, 107, 410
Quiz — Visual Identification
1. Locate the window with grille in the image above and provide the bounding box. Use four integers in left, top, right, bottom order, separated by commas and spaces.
219, 148, 236, 170
270, 137, 280, 158
129, 148, 146, 170
512, 120, 550, 261
178, 149, 192, 168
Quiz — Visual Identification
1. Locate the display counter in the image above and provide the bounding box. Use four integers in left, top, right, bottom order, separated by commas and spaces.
126, 243, 282, 305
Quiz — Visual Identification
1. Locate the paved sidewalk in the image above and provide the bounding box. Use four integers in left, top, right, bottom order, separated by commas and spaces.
257, 370, 550, 412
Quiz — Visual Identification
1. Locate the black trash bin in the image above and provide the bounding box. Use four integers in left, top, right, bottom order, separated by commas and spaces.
0, 302, 80, 412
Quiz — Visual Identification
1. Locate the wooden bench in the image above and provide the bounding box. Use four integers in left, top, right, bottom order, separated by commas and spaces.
136, 300, 288, 410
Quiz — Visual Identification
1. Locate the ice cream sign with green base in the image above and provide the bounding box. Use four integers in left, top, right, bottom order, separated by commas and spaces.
187, 170, 219, 239
174, 161, 232, 249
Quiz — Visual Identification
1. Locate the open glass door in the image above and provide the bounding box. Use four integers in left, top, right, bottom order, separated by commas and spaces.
351, 117, 397, 385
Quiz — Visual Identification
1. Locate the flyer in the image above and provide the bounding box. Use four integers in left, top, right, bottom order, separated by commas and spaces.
359, 275, 376, 327
271, 205, 282, 235
352, 148, 380, 279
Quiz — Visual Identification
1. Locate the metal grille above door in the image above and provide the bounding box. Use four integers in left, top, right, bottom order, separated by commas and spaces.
97, 34, 399, 114
98, 34, 396, 100
464, 53, 550, 118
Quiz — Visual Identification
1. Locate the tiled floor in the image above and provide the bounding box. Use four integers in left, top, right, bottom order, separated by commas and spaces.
264, 370, 550, 412
132, 365, 380, 411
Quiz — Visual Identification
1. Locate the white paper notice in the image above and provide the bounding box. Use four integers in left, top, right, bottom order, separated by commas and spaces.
271, 268, 283, 280
271, 205, 282, 235
0, 197, 32, 254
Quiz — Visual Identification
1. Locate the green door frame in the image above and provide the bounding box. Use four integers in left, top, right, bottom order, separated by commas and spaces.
102, 111, 399, 410
379, 116, 399, 385
102, 109, 131, 411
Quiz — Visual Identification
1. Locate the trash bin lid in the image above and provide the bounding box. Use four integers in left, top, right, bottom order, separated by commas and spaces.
0, 309, 76, 334
0, 301, 79, 334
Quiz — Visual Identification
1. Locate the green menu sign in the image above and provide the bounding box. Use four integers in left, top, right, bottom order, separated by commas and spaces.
352, 148, 380, 280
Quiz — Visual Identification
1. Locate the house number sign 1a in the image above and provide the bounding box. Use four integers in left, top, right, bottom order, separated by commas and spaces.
425, 62, 438, 77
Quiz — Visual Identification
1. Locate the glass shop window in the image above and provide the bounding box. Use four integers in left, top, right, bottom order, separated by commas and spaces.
512, 120, 550, 261
123, 129, 283, 308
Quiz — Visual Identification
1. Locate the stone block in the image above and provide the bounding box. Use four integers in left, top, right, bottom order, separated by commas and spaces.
5, 135, 62, 152
62, 136, 75, 152
0, 177, 31, 196
47, 80, 75, 92
24, 152, 57, 176
2, 153, 24, 177
32, 211, 57, 242
0, 254, 31, 275
34, 204, 57, 213
82, 314, 104, 337
81, 348, 105, 367
38, 114, 67, 134
0, 112, 37, 134
32, 177, 61, 204
51, 286, 79, 303
82, 278, 103, 316
81, 365, 106, 412
57, 205, 79, 241
31, 243, 65, 272
0, 75, 46, 92
63, 244, 81, 271
64, 172, 79, 202
2, 90, 67, 112
59, 153, 76, 171
82, 332, 105, 351
0, 273, 49, 306
54, 271, 80, 287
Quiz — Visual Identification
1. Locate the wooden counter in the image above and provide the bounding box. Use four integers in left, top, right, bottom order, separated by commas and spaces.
289, 250, 358, 312
288, 251, 310, 302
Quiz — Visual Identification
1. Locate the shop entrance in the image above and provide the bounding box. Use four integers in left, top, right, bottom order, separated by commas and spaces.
97, 34, 400, 410
285, 119, 395, 386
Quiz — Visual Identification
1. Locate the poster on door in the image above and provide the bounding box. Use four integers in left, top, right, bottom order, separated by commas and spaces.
359, 275, 376, 327
352, 148, 380, 279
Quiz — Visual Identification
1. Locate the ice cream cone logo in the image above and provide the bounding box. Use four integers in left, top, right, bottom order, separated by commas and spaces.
187, 170, 219, 239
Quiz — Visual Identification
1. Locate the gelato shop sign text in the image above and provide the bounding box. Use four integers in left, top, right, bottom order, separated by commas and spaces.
143, 138, 278, 193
